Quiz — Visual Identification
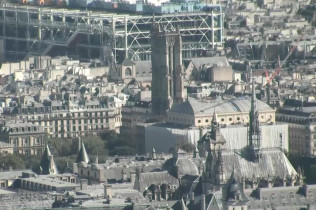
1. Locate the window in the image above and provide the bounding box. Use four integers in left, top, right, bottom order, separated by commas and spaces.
125, 68, 132, 76
205, 119, 209, 123
290, 192, 294, 199
198, 120, 201, 123
271, 193, 276, 200
280, 193, 285, 199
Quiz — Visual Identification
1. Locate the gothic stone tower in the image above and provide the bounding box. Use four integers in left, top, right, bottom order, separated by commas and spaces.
151, 24, 185, 119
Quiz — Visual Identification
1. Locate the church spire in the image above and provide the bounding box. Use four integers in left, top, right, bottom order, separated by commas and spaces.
40, 143, 58, 175
76, 137, 90, 164
211, 109, 218, 140
248, 74, 261, 161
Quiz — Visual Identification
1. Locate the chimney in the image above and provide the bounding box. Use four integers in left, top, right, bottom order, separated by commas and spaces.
122, 168, 127, 182
104, 181, 112, 200
130, 170, 136, 185
80, 179, 88, 190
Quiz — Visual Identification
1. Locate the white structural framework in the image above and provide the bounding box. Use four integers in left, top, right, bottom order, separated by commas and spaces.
0, 3, 223, 62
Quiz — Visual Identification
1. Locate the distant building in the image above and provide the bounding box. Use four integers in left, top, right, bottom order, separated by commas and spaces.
0, 141, 13, 154
183, 56, 233, 82
3, 100, 121, 138
0, 120, 45, 156
277, 107, 316, 156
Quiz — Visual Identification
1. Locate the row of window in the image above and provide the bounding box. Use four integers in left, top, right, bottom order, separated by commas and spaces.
40, 118, 109, 126
7, 126, 40, 133
10, 138, 44, 146
26, 111, 110, 120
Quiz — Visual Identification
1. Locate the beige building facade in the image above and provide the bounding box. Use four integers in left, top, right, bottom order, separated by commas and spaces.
0, 120, 46, 156
277, 107, 316, 156
6, 101, 121, 139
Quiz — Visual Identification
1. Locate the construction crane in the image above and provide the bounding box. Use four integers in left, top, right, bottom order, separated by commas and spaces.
265, 32, 305, 86
263, 32, 305, 106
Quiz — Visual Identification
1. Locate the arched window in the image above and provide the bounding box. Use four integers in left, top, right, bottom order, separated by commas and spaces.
125, 68, 132, 76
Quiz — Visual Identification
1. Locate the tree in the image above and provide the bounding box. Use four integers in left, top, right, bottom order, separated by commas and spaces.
94, 87, 99, 96
175, 139, 195, 153
54, 157, 73, 174
23, 155, 41, 173
80, 87, 87, 95
82, 135, 107, 156
48, 138, 77, 157
109, 146, 136, 156
0, 153, 25, 170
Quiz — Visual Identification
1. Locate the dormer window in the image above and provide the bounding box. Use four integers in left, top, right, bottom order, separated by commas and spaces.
125, 68, 132, 76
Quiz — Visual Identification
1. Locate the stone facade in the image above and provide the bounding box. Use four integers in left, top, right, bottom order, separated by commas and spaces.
151, 26, 186, 119
0, 120, 45, 156
3, 101, 121, 139
277, 107, 316, 156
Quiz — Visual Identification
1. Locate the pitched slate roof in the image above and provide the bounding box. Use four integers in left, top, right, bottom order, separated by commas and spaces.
221, 148, 296, 180
162, 158, 199, 178
137, 171, 179, 192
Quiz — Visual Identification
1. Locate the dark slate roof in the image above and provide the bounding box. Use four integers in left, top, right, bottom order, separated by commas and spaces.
183, 57, 229, 69
138, 171, 179, 192
162, 158, 199, 178
180, 174, 201, 195
101, 163, 162, 182
121, 58, 136, 66
240, 185, 316, 210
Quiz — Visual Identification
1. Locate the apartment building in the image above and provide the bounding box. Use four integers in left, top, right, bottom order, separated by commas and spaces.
277, 107, 316, 156
3, 100, 121, 139
0, 120, 45, 156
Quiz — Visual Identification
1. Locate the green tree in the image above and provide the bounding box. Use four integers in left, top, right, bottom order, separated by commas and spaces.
175, 139, 195, 153
48, 138, 77, 157
82, 135, 107, 156
94, 87, 100, 96
23, 155, 41, 173
0, 153, 25, 170
54, 157, 73, 174
109, 146, 136, 156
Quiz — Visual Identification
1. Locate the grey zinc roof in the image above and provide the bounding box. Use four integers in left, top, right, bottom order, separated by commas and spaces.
0, 170, 33, 180
170, 96, 273, 116
221, 149, 297, 180
184, 56, 229, 68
